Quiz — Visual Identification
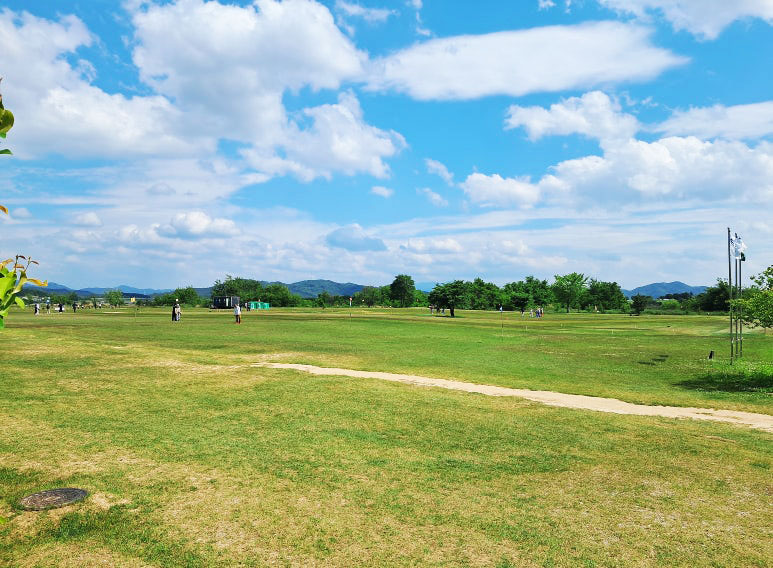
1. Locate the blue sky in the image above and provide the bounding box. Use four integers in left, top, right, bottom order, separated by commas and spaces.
1, 0, 772, 289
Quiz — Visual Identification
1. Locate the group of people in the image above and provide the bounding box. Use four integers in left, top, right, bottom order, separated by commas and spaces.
171, 300, 242, 324
522, 307, 544, 318
33, 301, 70, 314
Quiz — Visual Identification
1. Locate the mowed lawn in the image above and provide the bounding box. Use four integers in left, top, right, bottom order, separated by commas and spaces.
1, 307, 771, 567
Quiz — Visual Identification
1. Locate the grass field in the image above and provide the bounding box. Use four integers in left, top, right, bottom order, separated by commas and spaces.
1, 307, 771, 567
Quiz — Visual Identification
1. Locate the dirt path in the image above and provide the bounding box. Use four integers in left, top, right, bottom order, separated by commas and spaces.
252, 362, 773, 432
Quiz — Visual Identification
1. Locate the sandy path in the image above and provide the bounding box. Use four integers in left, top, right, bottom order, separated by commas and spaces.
252, 362, 773, 432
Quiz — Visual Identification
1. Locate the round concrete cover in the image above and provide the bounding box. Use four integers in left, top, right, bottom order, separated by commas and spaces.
19, 488, 88, 511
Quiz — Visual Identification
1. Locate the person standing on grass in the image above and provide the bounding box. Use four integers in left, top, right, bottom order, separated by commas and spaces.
234, 302, 241, 324
46, 300, 50, 314
172, 300, 181, 322
34, 302, 39, 315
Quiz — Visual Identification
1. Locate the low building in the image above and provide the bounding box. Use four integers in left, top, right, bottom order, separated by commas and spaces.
212, 296, 240, 309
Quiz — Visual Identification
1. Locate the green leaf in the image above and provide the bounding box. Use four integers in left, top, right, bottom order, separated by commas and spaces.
0, 149, 11, 155
0, 132, 5, 138
0, 109, 14, 134
14, 295, 25, 308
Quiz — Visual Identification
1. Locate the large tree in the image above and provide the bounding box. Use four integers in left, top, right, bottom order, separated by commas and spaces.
631, 294, 651, 316
552, 272, 588, 313
733, 265, 773, 334
586, 279, 628, 312
428, 280, 469, 317
104, 289, 124, 307
390, 274, 416, 307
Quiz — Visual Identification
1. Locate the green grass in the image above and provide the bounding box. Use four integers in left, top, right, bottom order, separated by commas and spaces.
0, 307, 771, 566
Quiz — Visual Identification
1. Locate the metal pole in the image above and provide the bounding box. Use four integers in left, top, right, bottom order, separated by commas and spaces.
735, 257, 739, 357
728, 228, 733, 363
738, 253, 743, 357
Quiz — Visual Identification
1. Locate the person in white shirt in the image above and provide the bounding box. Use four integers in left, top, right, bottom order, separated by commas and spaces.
234, 303, 241, 324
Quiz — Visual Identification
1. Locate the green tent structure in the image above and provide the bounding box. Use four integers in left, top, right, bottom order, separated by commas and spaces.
248, 301, 270, 310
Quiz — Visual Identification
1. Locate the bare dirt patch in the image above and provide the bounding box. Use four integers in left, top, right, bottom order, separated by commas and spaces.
253, 362, 773, 432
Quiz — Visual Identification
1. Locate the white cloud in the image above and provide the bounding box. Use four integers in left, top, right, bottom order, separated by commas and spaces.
371, 185, 394, 198
335, 1, 396, 23
597, 0, 773, 39
130, 1, 402, 182
425, 158, 454, 185
417, 187, 449, 207
157, 211, 239, 239
461, 173, 541, 207
326, 224, 387, 251
131, 0, 364, 142
73, 211, 103, 227
241, 91, 405, 181
538, 0, 557, 9
537, 137, 773, 204
12, 207, 31, 219
655, 101, 773, 140
0, 10, 198, 159
367, 21, 686, 100
505, 91, 639, 144
401, 237, 463, 253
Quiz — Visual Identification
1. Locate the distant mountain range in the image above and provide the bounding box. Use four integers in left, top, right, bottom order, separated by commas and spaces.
21, 280, 365, 299
621, 281, 707, 299
23, 279, 709, 300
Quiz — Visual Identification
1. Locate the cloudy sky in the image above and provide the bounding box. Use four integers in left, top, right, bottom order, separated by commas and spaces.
1, 0, 772, 289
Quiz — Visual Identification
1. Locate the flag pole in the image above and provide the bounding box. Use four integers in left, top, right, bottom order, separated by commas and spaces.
739, 254, 743, 358
735, 255, 739, 357
728, 228, 733, 363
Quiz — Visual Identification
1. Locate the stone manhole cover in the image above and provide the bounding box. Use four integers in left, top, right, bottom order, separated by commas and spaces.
19, 488, 88, 511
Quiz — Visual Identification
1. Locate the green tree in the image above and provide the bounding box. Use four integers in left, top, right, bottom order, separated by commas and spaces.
586, 279, 628, 312
692, 280, 730, 312
104, 289, 124, 307
390, 274, 416, 307
356, 286, 380, 307
552, 272, 588, 313
468, 278, 503, 310
174, 286, 200, 306
733, 265, 773, 334
428, 280, 469, 317
316, 290, 332, 308
631, 294, 651, 316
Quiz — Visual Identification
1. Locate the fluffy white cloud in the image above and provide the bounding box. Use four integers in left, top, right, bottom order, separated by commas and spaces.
417, 187, 449, 207
371, 185, 394, 198
157, 211, 239, 239
131, 0, 364, 141
598, 0, 773, 39
130, 0, 402, 181
0, 10, 198, 158
367, 22, 685, 100
655, 101, 773, 140
425, 158, 454, 185
326, 224, 387, 251
73, 211, 103, 227
461, 173, 540, 207
536, 137, 773, 204
242, 92, 404, 181
505, 91, 639, 143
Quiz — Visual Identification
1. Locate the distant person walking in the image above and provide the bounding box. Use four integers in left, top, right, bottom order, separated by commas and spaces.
46, 300, 51, 314
172, 300, 181, 322
234, 302, 241, 324
58, 302, 64, 313
72, 302, 77, 313
34, 302, 40, 315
